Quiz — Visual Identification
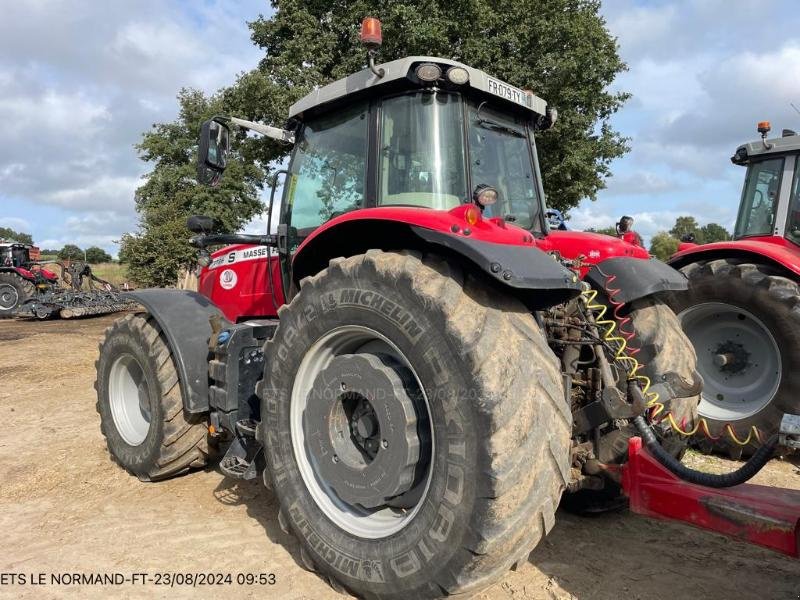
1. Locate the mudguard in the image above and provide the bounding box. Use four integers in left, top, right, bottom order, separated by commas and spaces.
411, 226, 582, 307
585, 257, 687, 304
124, 289, 230, 413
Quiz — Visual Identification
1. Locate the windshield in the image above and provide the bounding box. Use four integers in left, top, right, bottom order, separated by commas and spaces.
378, 91, 467, 208
467, 102, 541, 229
734, 158, 783, 238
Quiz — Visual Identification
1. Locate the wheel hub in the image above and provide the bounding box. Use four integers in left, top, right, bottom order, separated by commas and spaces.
712, 341, 750, 374
303, 353, 420, 509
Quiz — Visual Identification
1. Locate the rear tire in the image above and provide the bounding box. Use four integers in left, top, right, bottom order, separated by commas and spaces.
95, 313, 209, 480
665, 259, 800, 456
259, 250, 571, 599
0, 272, 36, 318
561, 295, 700, 514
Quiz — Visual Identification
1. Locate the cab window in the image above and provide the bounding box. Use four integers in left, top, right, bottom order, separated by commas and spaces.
284, 102, 368, 236
734, 158, 784, 238
378, 92, 467, 209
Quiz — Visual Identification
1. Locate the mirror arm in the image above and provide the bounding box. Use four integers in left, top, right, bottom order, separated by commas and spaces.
190, 233, 278, 249
229, 117, 295, 144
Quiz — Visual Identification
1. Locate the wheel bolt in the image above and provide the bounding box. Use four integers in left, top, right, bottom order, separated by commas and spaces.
381, 440, 388, 449
332, 455, 339, 464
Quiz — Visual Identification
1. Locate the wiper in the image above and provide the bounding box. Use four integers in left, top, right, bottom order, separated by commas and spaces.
477, 118, 525, 138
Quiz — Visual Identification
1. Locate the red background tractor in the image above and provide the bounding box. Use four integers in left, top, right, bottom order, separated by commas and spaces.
666, 122, 800, 455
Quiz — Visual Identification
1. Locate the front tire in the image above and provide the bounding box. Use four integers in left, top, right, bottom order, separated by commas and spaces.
665, 259, 799, 455
95, 313, 210, 480
259, 251, 571, 599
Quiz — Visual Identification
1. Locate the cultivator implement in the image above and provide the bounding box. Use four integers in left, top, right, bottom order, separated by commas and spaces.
15, 261, 137, 320
17, 289, 139, 319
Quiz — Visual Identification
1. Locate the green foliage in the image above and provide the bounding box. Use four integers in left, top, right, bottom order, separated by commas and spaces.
122, 89, 265, 286
649, 232, 679, 261
231, 0, 629, 211
84, 246, 113, 264
700, 222, 731, 243
669, 216, 703, 243
58, 244, 84, 261
0, 226, 33, 245
668, 216, 731, 245
586, 225, 617, 236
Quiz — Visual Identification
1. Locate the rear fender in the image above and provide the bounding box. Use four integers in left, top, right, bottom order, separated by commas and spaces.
292, 208, 582, 309
124, 289, 231, 414
669, 239, 800, 278
585, 257, 688, 304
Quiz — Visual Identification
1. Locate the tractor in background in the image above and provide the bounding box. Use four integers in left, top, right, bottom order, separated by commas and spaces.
0, 240, 136, 319
666, 122, 800, 455
0, 241, 59, 317
94, 19, 798, 599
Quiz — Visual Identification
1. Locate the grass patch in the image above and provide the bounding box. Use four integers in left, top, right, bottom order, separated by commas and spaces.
88, 262, 129, 287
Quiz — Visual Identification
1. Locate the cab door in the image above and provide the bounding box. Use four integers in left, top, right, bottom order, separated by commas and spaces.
277, 100, 371, 299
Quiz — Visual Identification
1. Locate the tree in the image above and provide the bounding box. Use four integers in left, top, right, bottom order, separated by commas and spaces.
230, 0, 629, 211
669, 216, 703, 244
700, 222, 731, 243
586, 225, 617, 236
84, 246, 113, 263
0, 226, 33, 245
121, 89, 265, 286
649, 232, 679, 261
58, 244, 84, 261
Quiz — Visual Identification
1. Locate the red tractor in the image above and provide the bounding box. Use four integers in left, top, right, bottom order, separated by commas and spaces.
666, 122, 800, 455
94, 20, 798, 598
0, 241, 59, 317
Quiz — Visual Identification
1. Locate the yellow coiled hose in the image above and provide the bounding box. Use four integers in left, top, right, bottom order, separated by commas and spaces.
580, 288, 760, 446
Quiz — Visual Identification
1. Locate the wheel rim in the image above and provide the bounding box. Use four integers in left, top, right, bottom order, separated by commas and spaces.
290, 325, 433, 539
0, 284, 18, 311
679, 302, 781, 421
109, 354, 152, 446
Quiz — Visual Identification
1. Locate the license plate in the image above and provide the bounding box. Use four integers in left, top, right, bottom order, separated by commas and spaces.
486, 77, 532, 109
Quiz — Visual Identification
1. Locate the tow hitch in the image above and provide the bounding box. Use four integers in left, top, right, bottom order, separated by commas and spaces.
623, 414, 800, 558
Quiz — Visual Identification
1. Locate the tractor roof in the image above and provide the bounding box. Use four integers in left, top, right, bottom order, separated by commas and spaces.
732, 129, 800, 164
289, 56, 548, 120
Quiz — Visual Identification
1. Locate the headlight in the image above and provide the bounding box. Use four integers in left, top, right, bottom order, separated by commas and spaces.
446, 66, 469, 85
415, 63, 442, 82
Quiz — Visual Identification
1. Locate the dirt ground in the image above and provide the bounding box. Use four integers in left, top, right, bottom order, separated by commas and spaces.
1, 315, 798, 600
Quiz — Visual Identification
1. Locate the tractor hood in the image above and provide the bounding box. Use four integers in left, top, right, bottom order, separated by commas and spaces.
540, 230, 650, 268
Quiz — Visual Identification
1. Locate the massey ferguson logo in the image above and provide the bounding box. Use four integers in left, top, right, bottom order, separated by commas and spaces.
209, 246, 271, 269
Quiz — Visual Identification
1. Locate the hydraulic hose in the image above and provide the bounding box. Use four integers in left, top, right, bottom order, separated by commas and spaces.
633, 415, 779, 488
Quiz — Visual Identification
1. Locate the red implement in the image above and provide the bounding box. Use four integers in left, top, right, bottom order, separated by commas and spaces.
622, 437, 800, 558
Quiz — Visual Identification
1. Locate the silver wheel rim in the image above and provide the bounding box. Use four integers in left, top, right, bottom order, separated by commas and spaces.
109, 354, 152, 446
290, 325, 433, 539
0, 284, 18, 311
679, 302, 780, 421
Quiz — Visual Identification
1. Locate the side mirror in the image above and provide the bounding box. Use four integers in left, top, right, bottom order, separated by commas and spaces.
187, 215, 222, 234
198, 118, 230, 185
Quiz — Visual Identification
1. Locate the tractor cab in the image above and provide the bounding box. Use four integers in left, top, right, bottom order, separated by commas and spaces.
729, 122, 800, 244
278, 55, 555, 245
0, 242, 37, 269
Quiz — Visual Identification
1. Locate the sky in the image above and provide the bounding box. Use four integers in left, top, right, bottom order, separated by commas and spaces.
1, 0, 800, 253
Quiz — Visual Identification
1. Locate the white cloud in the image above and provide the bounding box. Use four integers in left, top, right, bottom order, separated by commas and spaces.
44, 176, 141, 211
0, 0, 266, 253
0, 217, 32, 233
